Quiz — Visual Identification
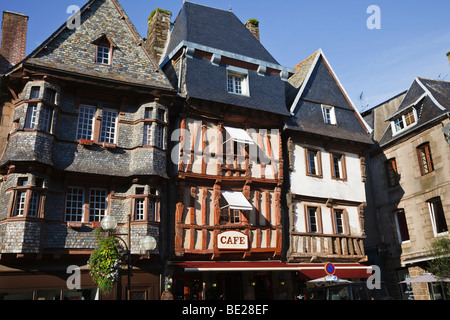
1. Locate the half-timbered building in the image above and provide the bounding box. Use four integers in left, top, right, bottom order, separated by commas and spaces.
156, 2, 294, 300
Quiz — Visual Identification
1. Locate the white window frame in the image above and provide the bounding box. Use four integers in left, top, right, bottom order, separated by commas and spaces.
89, 188, 108, 222
143, 123, 152, 146
99, 109, 119, 144
65, 187, 85, 223
391, 108, 418, 136
13, 190, 27, 217
25, 105, 38, 129
427, 198, 448, 236
227, 67, 249, 96
307, 207, 318, 233
321, 105, 336, 125
135, 198, 145, 220
96, 45, 111, 65
76, 105, 96, 141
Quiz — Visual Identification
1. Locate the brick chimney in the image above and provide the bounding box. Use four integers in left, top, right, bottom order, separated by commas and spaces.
245, 19, 260, 41
145, 8, 172, 65
0, 11, 28, 73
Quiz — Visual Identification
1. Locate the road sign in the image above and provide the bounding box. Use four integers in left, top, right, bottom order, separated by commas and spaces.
325, 262, 336, 275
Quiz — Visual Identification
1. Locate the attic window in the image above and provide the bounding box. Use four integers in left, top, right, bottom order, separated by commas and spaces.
227, 67, 249, 96
391, 108, 417, 135
92, 34, 116, 65
321, 105, 336, 125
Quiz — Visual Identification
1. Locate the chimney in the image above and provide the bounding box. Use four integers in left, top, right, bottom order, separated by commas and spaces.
145, 8, 172, 65
0, 11, 28, 73
245, 19, 260, 41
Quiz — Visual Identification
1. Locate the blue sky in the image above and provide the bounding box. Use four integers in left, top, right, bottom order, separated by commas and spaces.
1, 0, 449, 111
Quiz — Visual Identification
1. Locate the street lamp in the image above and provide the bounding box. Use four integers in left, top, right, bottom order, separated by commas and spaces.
100, 215, 157, 299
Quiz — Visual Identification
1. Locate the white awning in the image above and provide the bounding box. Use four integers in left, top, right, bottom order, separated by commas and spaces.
223, 126, 255, 145
221, 191, 253, 211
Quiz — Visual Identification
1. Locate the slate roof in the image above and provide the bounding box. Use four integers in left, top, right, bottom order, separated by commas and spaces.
285, 50, 373, 145
378, 77, 450, 147
165, 2, 279, 64
163, 1, 290, 116
184, 55, 289, 116
15, 0, 174, 91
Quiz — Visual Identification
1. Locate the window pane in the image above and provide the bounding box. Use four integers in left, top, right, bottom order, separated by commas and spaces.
429, 198, 448, 234
40, 106, 52, 132
13, 191, 27, 216
148, 200, 155, 222
155, 125, 164, 149
65, 187, 85, 222
76, 106, 96, 140
333, 155, 341, 178
45, 89, 57, 104
25, 105, 38, 129
334, 209, 344, 234
89, 189, 107, 222
97, 46, 110, 65
308, 207, 317, 233
323, 108, 331, 124
30, 87, 40, 99
396, 210, 410, 242
28, 192, 40, 217
307, 151, 316, 175
143, 124, 151, 146
135, 198, 145, 220
99, 110, 118, 144
404, 111, 415, 126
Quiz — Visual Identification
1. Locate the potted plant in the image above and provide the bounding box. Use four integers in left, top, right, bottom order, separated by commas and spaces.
88, 228, 127, 295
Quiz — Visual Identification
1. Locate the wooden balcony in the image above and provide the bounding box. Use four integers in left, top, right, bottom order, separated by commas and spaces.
288, 232, 366, 262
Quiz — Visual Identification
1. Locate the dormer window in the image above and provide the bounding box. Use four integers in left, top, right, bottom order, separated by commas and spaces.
227, 67, 249, 96
321, 105, 336, 125
92, 34, 116, 66
391, 108, 417, 135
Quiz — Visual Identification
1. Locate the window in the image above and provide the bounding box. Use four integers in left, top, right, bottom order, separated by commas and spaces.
10, 178, 43, 218
157, 109, 166, 122
144, 107, 153, 119
30, 87, 40, 100
76, 105, 96, 141
132, 188, 159, 222
427, 197, 448, 235
334, 209, 345, 234
99, 109, 118, 144
135, 198, 145, 220
220, 208, 241, 224
45, 89, 57, 104
155, 124, 164, 149
96, 46, 111, 65
227, 70, 249, 96
307, 206, 319, 233
385, 158, 399, 187
89, 189, 108, 222
25, 105, 38, 129
331, 154, 346, 180
417, 143, 434, 175
65, 187, 85, 222
143, 124, 152, 146
322, 105, 336, 125
40, 106, 53, 133
391, 108, 418, 135
394, 209, 410, 243
305, 149, 322, 177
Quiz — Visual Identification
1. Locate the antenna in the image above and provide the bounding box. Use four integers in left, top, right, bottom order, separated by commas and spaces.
229, 4, 232, 11
359, 91, 369, 111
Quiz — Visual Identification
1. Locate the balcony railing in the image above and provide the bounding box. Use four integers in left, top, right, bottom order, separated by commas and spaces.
289, 232, 366, 262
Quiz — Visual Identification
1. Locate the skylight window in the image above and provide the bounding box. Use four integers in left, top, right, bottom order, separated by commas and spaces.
226, 67, 249, 96
321, 105, 336, 125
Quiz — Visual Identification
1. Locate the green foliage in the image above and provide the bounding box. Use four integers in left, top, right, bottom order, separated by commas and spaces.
247, 18, 259, 26
148, 8, 171, 22
427, 236, 450, 278
88, 229, 126, 295
447, 51, 450, 56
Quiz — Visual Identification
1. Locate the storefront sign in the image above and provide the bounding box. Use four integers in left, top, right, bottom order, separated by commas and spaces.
217, 231, 249, 250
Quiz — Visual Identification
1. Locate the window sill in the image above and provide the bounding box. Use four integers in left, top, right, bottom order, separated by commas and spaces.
78, 139, 94, 146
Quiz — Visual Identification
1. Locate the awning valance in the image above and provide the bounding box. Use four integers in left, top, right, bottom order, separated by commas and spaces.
170, 261, 372, 279
223, 126, 255, 145
221, 191, 253, 211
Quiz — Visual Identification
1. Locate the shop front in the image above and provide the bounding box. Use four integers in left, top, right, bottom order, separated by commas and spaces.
169, 261, 372, 300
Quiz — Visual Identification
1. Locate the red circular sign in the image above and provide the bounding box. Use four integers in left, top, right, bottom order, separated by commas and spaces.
325, 263, 336, 275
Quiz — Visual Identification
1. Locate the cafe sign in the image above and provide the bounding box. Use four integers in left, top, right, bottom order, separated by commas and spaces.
217, 231, 249, 250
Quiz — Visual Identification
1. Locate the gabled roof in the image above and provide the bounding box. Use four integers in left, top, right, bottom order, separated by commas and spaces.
378, 77, 450, 147
165, 1, 279, 65
285, 49, 373, 145
10, 0, 173, 91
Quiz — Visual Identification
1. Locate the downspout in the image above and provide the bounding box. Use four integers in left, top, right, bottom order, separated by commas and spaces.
177, 48, 186, 94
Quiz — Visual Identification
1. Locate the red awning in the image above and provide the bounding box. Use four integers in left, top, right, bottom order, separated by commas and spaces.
170, 261, 372, 279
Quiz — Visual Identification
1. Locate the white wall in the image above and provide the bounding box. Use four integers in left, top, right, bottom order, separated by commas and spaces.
290, 143, 366, 203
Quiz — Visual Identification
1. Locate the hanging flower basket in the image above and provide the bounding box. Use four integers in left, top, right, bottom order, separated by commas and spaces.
88, 229, 127, 295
